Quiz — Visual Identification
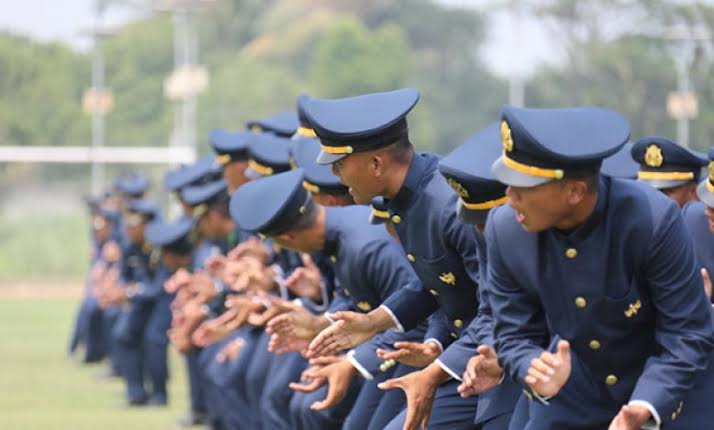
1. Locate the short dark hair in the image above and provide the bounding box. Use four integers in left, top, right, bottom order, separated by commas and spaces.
564, 172, 599, 193
381, 132, 413, 165
289, 198, 319, 232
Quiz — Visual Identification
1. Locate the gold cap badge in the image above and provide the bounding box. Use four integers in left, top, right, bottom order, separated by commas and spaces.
644, 144, 663, 168
447, 178, 469, 198
501, 121, 514, 152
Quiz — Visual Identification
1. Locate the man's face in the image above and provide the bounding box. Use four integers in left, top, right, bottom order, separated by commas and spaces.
161, 249, 187, 271
224, 161, 250, 194
705, 206, 714, 233
661, 183, 696, 208
124, 216, 146, 245
506, 180, 572, 233
198, 210, 223, 240
93, 215, 112, 242
330, 152, 382, 205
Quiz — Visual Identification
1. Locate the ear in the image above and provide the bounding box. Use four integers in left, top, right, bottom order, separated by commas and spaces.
372, 152, 386, 178
689, 184, 698, 202
566, 180, 588, 205
275, 231, 294, 242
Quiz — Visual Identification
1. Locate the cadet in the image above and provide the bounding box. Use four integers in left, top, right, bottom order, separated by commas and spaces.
164, 155, 223, 216
210, 129, 253, 194
143, 217, 196, 416
377, 123, 523, 430
254, 111, 353, 430
682, 147, 714, 302
487, 105, 714, 429
631, 136, 707, 207
179, 179, 236, 428
305, 88, 483, 429
231, 169, 425, 430
112, 199, 161, 405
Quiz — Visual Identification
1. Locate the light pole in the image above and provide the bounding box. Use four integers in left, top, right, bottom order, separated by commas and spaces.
662, 25, 710, 148
156, 0, 213, 163
81, 24, 115, 195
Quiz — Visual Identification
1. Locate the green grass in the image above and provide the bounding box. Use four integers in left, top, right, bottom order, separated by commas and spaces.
0, 213, 90, 282
0, 298, 190, 430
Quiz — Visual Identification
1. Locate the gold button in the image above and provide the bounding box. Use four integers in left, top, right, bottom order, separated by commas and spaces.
330, 255, 337, 263
672, 412, 677, 421
407, 253, 415, 263
575, 297, 587, 308
391, 215, 402, 224
565, 248, 578, 259
605, 374, 618, 386
454, 319, 463, 328
343, 289, 350, 296
429, 289, 439, 296
589, 340, 601, 350
450, 332, 458, 339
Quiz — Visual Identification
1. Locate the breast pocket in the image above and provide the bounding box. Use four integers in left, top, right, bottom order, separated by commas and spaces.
596, 280, 650, 326
416, 253, 478, 314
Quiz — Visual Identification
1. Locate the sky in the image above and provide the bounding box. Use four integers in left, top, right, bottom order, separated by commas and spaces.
0, 0, 559, 78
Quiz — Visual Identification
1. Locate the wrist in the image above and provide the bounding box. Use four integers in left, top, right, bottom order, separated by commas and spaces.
422, 362, 450, 386
368, 307, 395, 333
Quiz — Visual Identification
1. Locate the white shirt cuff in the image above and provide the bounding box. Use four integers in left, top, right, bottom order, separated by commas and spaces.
628, 400, 661, 430
347, 350, 374, 380
423, 338, 443, 353
434, 358, 461, 381
379, 304, 404, 332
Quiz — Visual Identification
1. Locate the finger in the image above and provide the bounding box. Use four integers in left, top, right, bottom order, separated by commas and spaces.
393, 341, 421, 351
531, 357, 556, 376
289, 379, 323, 393
403, 396, 422, 430
421, 401, 433, 430
377, 376, 404, 391
302, 253, 316, 269
309, 356, 340, 366
556, 340, 571, 362
527, 366, 550, 383
377, 349, 410, 361
310, 381, 343, 411
329, 311, 354, 322
476, 344, 496, 359
307, 322, 343, 357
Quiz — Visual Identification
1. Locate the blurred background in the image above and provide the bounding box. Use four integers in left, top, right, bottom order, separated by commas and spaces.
0, 0, 712, 284
0, 1, 711, 427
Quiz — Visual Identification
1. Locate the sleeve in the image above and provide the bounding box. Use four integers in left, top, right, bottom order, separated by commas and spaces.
441, 201, 481, 288
349, 321, 430, 379
436, 313, 480, 381
487, 213, 550, 385
381, 279, 439, 332
629, 202, 714, 421
326, 286, 355, 314
424, 309, 451, 351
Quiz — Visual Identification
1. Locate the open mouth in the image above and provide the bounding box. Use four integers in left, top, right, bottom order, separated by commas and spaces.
515, 211, 526, 224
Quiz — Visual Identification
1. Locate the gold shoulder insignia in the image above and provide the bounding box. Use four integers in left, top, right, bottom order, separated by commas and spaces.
357, 301, 372, 312
439, 272, 456, 286
624, 299, 642, 318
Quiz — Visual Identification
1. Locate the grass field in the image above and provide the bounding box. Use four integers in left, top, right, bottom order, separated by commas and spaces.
0, 297, 191, 430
